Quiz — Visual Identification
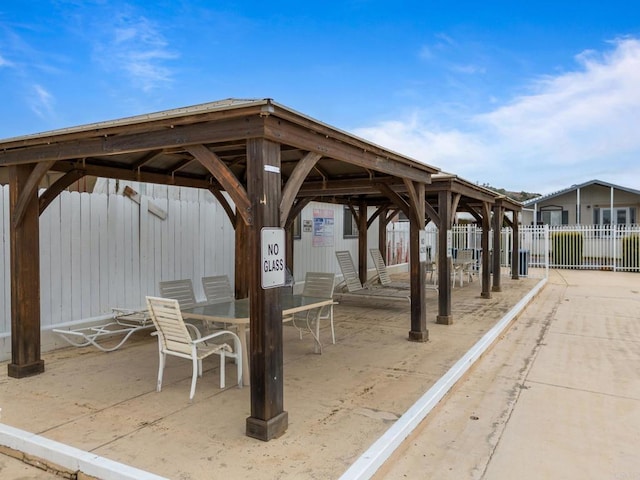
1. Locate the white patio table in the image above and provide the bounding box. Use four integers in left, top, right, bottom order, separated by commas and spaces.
182, 293, 334, 385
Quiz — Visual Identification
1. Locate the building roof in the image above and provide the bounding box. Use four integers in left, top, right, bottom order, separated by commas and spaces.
522, 179, 640, 207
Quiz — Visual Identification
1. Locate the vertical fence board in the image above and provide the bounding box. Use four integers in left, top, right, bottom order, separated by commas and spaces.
80, 193, 92, 318
2, 186, 10, 333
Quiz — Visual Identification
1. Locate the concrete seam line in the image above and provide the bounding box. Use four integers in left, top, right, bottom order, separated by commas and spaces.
0, 423, 169, 480
339, 277, 548, 480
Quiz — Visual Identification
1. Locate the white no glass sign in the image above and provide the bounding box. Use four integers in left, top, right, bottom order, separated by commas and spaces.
261, 227, 286, 289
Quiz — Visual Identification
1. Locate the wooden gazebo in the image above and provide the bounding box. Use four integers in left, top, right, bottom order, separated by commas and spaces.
0, 98, 522, 440
0, 98, 445, 440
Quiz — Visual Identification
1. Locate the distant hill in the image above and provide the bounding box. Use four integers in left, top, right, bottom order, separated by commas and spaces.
479, 184, 540, 203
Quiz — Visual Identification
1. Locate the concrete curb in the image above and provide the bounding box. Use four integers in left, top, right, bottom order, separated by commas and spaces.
0, 422, 168, 480
339, 277, 548, 480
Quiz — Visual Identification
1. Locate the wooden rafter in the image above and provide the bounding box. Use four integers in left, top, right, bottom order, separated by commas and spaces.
12, 161, 55, 226
280, 151, 322, 227
39, 169, 86, 215
186, 144, 252, 225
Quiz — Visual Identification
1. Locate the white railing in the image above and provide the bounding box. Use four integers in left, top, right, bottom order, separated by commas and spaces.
407, 223, 639, 275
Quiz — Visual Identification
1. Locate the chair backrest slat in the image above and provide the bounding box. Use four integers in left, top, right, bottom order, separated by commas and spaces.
369, 248, 392, 286
159, 279, 198, 309
202, 275, 233, 304
303, 272, 335, 298
335, 251, 364, 292
146, 296, 193, 355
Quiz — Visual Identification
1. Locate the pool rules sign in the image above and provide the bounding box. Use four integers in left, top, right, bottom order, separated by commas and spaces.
261, 227, 286, 289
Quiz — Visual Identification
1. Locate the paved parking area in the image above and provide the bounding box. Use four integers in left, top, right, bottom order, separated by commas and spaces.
375, 269, 640, 479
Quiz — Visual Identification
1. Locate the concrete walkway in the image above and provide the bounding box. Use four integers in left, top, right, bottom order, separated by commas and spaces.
375, 269, 640, 479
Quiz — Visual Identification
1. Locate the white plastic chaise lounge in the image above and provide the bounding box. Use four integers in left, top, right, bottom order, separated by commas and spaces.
53, 307, 153, 352
146, 296, 242, 401
334, 251, 410, 304
369, 248, 438, 292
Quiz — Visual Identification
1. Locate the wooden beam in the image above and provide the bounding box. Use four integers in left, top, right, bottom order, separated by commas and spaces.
0, 117, 265, 166
186, 144, 252, 226
408, 183, 428, 342
12, 161, 55, 226
280, 151, 321, 227
39, 169, 86, 215
424, 200, 440, 227
375, 183, 410, 218
450, 193, 461, 225
263, 117, 434, 184
207, 187, 237, 229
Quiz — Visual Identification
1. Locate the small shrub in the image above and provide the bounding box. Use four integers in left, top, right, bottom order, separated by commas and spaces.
551, 232, 583, 267
622, 234, 640, 271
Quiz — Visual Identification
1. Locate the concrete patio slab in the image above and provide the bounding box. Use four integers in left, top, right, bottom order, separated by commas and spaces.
1, 273, 543, 479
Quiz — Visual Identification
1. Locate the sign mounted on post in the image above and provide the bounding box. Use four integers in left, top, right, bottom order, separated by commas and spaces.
261, 227, 286, 289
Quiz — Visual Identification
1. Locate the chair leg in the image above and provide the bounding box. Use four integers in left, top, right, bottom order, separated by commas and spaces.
190, 356, 198, 401
219, 352, 226, 389
330, 307, 335, 345
157, 351, 165, 393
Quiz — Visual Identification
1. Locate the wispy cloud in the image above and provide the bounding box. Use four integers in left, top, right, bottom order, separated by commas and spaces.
28, 84, 55, 119
0, 53, 13, 67
93, 7, 178, 92
355, 37, 640, 193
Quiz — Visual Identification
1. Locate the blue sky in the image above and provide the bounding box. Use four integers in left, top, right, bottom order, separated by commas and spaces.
1, 1, 640, 194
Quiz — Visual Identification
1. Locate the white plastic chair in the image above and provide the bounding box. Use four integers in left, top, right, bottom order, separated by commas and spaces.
201, 275, 233, 304
292, 272, 336, 350
146, 296, 242, 401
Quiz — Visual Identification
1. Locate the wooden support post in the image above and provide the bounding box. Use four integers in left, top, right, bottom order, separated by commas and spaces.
492, 204, 504, 292
357, 200, 368, 284
235, 219, 249, 299
378, 207, 388, 260
408, 183, 428, 342
8, 164, 45, 378
481, 203, 492, 299
245, 138, 288, 441
511, 212, 520, 280
436, 190, 453, 325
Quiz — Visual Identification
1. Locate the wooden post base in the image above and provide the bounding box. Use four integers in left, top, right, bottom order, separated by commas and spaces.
481, 291, 492, 299
408, 330, 429, 342
436, 315, 453, 325
492, 286, 502, 292
246, 411, 288, 441
8, 360, 45, 378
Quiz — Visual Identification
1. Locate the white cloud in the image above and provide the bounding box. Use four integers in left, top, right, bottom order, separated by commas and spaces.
355, 37, 640, 194
94, 9, 178, 92
29, 84, 55, 119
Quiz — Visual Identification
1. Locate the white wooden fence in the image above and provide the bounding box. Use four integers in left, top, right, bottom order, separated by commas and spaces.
1, 185, 236, 337
4, 182, 635, 345
0, 187, 379, 341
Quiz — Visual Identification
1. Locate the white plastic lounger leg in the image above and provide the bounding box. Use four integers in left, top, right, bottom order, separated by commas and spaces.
330, 306, 336, 344
190, 356, 198, 401
157, 351, 165, 393
219, 352, 225, 389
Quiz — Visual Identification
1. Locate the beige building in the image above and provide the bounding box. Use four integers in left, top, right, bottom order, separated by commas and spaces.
522, 179, 640, 226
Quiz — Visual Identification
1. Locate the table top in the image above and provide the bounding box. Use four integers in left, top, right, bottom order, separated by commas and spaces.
182, 293, 333, 323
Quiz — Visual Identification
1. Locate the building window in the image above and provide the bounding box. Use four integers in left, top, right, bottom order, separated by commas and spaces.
538, 207, 566, 226
343, 206, 359, 238
292, 214, 301, 240
593, 207, 637, 226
